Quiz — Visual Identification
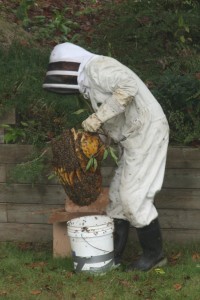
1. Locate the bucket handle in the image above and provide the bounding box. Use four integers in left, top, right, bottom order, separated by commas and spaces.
81, 235, 112, 253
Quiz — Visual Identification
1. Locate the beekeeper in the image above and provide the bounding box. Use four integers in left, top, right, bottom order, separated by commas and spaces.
43, 42, 169, 271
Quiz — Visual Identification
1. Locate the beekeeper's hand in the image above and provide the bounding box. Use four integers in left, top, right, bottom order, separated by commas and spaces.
82, 113, 102, 132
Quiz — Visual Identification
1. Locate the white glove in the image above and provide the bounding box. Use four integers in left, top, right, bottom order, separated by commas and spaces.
82, 113, 102, 132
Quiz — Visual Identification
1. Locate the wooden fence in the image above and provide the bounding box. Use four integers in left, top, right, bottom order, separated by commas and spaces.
0, 111, 200, 243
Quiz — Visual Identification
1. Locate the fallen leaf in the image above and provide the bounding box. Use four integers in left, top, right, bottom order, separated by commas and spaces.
30, 290, 42, 295
65, 272, 74, 279
136, 289, 143, 296
17, 242, 33, 250
132, 274, 140, 281
71, 292, 77, 298
195, 72, 200, 80
154, 268, 165, 274
118, 279, 131, 287
26, 262, 48, 269
0, 291, 7, 296
192, 253, 200, 261
169, 252, 182, 265
173, 283, 182, 291
171, 252, 182, 260
87, 276, 94, 283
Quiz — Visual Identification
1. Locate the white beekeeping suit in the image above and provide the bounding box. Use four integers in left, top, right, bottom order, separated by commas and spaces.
43, 42, 169, 271
81, 55, 169, 228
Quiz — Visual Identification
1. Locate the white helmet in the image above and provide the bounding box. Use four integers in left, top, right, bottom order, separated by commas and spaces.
43, 42, 96, 94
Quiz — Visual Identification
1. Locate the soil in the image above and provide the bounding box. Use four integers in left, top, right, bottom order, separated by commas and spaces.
0, 17, 32, 48
0, 0, 121, 48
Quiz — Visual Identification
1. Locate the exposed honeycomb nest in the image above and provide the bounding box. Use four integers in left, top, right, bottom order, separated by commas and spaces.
51, 128, 105, 206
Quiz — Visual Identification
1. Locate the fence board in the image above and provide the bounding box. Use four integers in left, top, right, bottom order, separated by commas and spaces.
0, 146, 200, 243
0, 204, 7, 222
0, 128, 4, 143
0, 223, 52, 242
158, 209, 200, 230
162, 229, 200, 243
101, 167, 200, 189
6, 204, 63, 224
0, 144, 33, 163
0, 183, 66, 204
155, 188, 200, 209
3, 164, 200, 189
0, 145, 200, 166
0, 165, 6, 182
129, 228, 200, 243
166, 147, 200, 168
163, 169, 200, 189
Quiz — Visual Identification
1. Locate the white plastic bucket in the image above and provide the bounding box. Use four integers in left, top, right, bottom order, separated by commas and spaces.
67, 215, 114, 274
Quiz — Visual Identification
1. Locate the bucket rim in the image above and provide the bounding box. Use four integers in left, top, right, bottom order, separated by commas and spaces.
67, 215, 113, 223
67, 215, 114, 228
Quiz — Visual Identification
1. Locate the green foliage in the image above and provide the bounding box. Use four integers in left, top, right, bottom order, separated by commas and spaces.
8, 150, 48, 184
32, 7, 80, 44
16, 0, 35, 28
91, 0, 200, 145
86, 156, 98, 171
108, 146, 118, 165
0, 42, 90, 184
85, 145, 118, 172
0, 43, 90, 147
1, 124, 26, 143
153, 71, 200, 145
91, 0, 200, 76
12, 1, 81, 44
0, 242, 200, 300
1, 0, 200, 183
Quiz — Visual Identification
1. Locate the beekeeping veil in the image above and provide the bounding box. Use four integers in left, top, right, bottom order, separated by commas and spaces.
43, 42, 97, 94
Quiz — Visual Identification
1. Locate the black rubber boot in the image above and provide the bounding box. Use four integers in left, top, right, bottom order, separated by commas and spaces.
127, 218, 167, 271
114, 219, 130, 266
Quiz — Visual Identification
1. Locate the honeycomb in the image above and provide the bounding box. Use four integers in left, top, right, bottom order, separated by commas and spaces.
51, 128, 105, 206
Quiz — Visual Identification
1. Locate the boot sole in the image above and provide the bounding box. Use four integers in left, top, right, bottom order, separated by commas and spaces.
151, 257, 168, 269
126, 257, 168, 272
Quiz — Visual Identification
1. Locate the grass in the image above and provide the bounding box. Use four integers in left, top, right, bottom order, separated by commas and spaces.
0, 242, 199, 300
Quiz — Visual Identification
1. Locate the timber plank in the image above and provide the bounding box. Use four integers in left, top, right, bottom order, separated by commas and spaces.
4, 165, 114, 185
162, 229, 200, 243
129, 228, 200, 243
0, 223, 52, 242
101, 167, 200, 188
4, 163, 60, 185
4, 165, 200, 189
158, 209, 200, 230
0, 144, 33, 163
166, 147, 200, 169
100, 146, 200, 168
0, 128, 4, 143
0, 146, 200, 166
6, 204, 63, 224
163, 169, 200, 189
0, 165, 6, 182
0, 183, 66, 204
155, 188, 200, 209
0, 204, 7, 222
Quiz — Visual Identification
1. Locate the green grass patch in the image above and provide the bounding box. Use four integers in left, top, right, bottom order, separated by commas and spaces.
0, 242, 199, 300
0, 42, 90, 146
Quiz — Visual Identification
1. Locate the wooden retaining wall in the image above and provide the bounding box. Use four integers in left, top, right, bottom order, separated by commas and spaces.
0, 111, 200, 243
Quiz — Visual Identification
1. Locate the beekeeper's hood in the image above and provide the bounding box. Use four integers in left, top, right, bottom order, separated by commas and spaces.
43, 42, 97, 94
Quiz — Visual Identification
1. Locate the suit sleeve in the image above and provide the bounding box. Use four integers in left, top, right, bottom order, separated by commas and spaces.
87, 57, 138, 123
